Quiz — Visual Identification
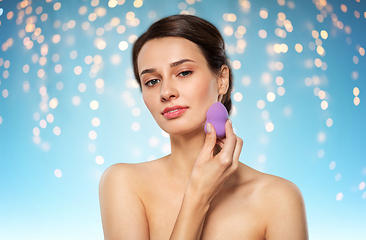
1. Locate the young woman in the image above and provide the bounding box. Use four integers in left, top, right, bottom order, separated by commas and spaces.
99, 15, 308, 240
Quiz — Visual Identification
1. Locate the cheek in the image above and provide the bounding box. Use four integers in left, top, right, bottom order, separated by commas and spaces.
142, 92, 158, 115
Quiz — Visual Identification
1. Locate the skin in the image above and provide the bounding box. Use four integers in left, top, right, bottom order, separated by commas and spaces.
99, 37, 309, 240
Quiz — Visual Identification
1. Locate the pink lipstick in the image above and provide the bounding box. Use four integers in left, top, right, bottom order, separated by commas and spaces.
162, 106, 188, 119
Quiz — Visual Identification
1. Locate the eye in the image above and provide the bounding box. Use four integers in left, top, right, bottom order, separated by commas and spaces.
178, 71, 192, 77
145, 79, 160, 87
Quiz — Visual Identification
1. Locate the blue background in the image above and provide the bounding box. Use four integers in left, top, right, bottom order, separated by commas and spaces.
0, 0, 365, 239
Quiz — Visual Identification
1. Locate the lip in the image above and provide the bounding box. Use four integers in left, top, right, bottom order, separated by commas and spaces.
162, 106, 188, 119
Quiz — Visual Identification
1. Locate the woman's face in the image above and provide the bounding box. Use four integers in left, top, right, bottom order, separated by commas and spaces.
137, 37, 226, 136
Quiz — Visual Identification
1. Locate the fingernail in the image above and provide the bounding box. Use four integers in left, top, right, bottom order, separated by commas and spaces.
206, 123, 212, 133
228, 119, 232, 125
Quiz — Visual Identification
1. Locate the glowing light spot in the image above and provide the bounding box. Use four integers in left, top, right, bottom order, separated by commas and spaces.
72, 96, 81, 106
316, 46, 325, 56
78, 83, 87, 92
89, 130, 97, 140
126, 11, 135, 20
267, 92, 276, 102
96, 156, 104, 165
74, 66, 82, 75
335, 173, 341, 181
320, 30, 328, 39
22, 64, 30, 74
321, 100, 328, 110
131, 122, 140, 131
49, 98, 58, 109
276, 76, 284, 86
274, 44, 281, 53
91, 117, 100, 127
40, 119, 47, 128
89, 13, 97, 21
317, 131, 326, 143
318, 149, 325, 158
149, 137, 159, 147
53, 2, 61, 11
354, 97, 360, 106
242, 76, 251, 86
353, 87, 360, 97
257, 100, 265, 109
275, 62, 284, 71
224, 26, 234, 36
33, 127, 40, 136
278, 12, 286, 21
88, 143, 96, 152
119, 41, 128, 51
7, 11, 14, 20
95, 79, 105, 88
326, 118, 333, 127
318, 90, 326, 100
79, 6, 87, 15
314, 58, 322, 68
232, 60, 241, 69
55, 64, 62, 73
277, 87, 285, 96
262, 72, 272, 85
258, 154, 266, 163
53, 126, 61, 135
359, 182, 365, 190
23, 81, 30, 93
336, 192, 343, 201
280, 44, 288, 53
54, 169, 62, 178
233, 92, 243, 102
33, 112, 40, 121
46, 114, 54, 123
340, 4, 347, 13
352, 71, 359, 80
117, 25, 126, 34
90, 100, 99, 110
96, 39, 106, 50
259, 9, 268, 19
70, 50, 78, 59
265, 122, 274, 132
3, 70, 9, 79
359, 47, 365, 56
258, 29, 267, 38
329, 161, 336, 170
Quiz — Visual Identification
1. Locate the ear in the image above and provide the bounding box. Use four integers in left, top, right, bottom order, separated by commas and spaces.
217, 65, 230, 95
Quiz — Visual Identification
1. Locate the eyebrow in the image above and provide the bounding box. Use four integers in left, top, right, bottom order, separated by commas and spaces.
140, 59, 195, 76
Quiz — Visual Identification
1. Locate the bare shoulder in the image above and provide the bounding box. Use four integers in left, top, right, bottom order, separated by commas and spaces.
253, 172, 308, 240
99, 161, 162, 240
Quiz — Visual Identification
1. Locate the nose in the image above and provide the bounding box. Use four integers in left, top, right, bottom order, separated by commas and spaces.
160, 79, 179, 102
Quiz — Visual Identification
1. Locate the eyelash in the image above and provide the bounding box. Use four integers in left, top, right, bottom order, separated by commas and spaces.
144, 71, 193, 87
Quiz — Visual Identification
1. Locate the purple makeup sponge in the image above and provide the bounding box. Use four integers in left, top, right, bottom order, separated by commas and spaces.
204, 102, 229, 138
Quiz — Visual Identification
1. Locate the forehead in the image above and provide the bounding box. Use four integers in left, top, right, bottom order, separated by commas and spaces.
137, 37, 206, 71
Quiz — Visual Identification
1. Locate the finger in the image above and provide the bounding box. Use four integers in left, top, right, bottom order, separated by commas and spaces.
201, 123, 217, 156
219, 119, 237, 159
230, 136, 243, 171
216, 138, 225, 149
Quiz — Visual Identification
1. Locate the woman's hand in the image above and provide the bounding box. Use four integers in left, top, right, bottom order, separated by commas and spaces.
187, 119, 243, 204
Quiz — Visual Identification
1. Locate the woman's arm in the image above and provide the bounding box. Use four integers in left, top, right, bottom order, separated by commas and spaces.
169, 120, 243, 239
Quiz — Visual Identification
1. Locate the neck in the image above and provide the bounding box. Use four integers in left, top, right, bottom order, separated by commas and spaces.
167, 125, 206, 183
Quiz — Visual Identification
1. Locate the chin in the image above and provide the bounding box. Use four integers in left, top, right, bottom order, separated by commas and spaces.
158, 120, 206, 137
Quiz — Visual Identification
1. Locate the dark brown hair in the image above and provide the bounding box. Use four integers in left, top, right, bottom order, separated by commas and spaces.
132, 14, 233, 114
